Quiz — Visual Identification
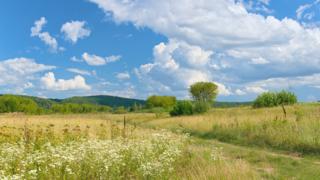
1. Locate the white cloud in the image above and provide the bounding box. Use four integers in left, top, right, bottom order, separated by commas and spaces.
82, 52, 121, 66
116, 72, 130, 80
0, 57, 55, 86
61, 21, 91, 43
70, 56, 83, 62
105, 55, 122, 63
248, 73, 320, 90
90, 0, 320, 98
215, 82, 232, 96
31, 17, 62, 52
41, 72, 91, 91
67, 68, 92, 76
239, 0, 273, 14
297, 4, 312, 20
296, 0, 320, 20
0, 57, 55, 94
235, 89, 246, 95
23, 82, 34, 89
102, 85, 136, 98
245, 86, 267, 94
250, 57, 269, 64
134, 40, 231, 97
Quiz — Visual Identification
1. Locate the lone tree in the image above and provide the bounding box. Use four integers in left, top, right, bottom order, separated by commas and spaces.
190, 82, 218, 113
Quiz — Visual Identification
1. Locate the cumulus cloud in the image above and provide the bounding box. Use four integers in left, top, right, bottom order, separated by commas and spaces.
41, 72, 91, 91
89, 0, 320, 99
81, 52, 121, 66
0, 57, 55, 94
31, 17, 62, 52
134, 39, 231, 97
61, 21, 91, 43
0, 57, 55, 86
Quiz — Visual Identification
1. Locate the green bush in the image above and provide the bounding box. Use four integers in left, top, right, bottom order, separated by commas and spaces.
170, 101, 193, 116
253, 91, 297, 108
113, 106, 128, 114
193, 101, 211, 114
146, 95, 176, 109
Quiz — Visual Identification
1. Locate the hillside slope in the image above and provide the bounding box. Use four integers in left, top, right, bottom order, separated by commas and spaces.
59, 95, 145, 107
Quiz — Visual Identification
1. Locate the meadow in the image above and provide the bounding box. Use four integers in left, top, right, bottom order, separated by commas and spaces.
1, 104, 320, 179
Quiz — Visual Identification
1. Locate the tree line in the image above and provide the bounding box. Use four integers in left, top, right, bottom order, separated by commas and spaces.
0, 83, 298, 115
0, 95, 117, 114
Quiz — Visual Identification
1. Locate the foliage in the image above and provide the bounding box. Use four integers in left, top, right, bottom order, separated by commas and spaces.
113, 106, 128, 114
213, 101, 252, 108
170, 101, 193, 116
189, 82, 218, 103
146, 95, 176, 109
276, 90, 298, 105
51, 103, 112, 114
193, 101, 210, 114
0, 95, 42, 114
253, 91, 297, 108
61, 95, 145, 108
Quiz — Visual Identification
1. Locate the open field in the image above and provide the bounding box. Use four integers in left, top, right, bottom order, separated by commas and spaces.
1, 104, 320, 179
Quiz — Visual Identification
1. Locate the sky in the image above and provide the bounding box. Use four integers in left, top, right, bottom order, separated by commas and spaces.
1, 0, 320, 101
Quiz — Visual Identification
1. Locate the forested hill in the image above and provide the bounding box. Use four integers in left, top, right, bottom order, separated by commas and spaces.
0, 94, 145, 108
0, 94, 251, 110
59, 95, 145, 107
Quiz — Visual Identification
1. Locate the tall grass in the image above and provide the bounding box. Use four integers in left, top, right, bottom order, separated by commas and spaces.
0, 113, 259, 179
143, 104, 320, 155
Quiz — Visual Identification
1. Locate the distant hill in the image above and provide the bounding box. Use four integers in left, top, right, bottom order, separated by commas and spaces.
0, 94, 251, 109
60, 95, 145, 107
0, 94, 145, 108
213, 101, 252, 108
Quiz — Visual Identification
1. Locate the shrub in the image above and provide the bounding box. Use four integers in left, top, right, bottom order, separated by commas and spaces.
170, 101, 193, 116
113, 106, 128, 114
146, 95, 176, 109
193, 101, 211, 114
253, 91, 297, 108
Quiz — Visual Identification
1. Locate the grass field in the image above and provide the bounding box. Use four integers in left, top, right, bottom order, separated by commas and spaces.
1, 103, 320, 179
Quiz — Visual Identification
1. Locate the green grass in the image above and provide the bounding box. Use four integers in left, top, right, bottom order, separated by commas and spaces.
129, 103, 320, 179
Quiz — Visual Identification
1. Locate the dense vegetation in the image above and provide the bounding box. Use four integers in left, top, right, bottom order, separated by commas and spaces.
146, 95, 176, 109
61, 95, 145, 107
253, 91, 297, 108
0, 95, 43, 114
170, 101, 194, 116
170, 82, 218, 116
0, 95, 113, 114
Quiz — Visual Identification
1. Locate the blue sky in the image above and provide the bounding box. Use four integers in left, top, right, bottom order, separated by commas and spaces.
1, 0, 320, 101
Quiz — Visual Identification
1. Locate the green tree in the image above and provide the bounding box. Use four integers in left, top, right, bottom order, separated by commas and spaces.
253, 90, 297, 108
189, 82, 218, 113
0, 95, 41, 114
276, 90, 297, 105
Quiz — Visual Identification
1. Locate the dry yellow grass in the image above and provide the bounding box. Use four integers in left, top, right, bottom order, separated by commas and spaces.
145, 103, 320, 132
0, 113, 156, 141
